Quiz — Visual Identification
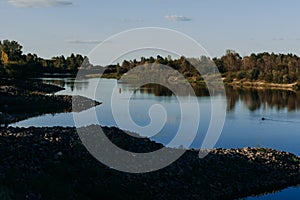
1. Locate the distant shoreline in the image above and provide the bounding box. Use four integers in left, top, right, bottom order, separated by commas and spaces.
227, 80, 299, 91
84, 72, 300, 91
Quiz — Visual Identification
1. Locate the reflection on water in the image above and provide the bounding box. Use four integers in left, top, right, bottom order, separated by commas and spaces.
42, 77, 300, 112
226, 87, 300, 112
13, 77, 300, 148
40, 77, 90, 92
124, 84, 300, 112
137, 84, 173, 97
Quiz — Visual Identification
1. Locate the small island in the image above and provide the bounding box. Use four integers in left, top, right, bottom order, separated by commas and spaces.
0, 78, 100, 126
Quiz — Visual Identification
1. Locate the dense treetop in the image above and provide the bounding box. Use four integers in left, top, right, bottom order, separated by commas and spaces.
105, 50, 300, 85
0, 40, 85, 77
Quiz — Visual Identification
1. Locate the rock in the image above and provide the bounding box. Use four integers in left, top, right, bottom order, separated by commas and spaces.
0, 126, 299, 199
1, 79, 101, 125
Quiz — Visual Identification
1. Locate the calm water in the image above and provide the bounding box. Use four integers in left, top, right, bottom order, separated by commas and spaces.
12, 77, 300, 199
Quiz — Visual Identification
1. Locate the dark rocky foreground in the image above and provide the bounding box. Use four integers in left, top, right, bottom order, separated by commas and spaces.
0, 79, 100, 125
0, 126, 299, 200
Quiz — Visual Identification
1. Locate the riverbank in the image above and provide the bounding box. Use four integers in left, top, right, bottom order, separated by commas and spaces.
84, 71, 300, 92
0, 78, 101, 125
0, 126, 299, 199
227, 80, 300, 91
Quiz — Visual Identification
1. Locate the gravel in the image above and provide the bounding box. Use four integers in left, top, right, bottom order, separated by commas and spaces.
0, 126, 299, 199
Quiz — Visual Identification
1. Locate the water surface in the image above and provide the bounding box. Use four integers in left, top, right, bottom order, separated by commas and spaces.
14, 78, 300, 152
12, 77, 300, 199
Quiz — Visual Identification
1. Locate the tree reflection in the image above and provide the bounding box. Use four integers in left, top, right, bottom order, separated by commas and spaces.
43, 77, 300, 112
130, 84, 300, 112
226, 87, 300, 112
139, 84, 173, 97
42, 78, 89, 92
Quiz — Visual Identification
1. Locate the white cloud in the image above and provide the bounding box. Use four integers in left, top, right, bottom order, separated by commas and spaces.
165, 15, 192, 22
7, 0, 73, 7
66, 39, 102, 45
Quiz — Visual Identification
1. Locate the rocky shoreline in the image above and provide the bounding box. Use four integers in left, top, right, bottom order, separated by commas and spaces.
0, 126, 299, 199
0, 78, 100, 125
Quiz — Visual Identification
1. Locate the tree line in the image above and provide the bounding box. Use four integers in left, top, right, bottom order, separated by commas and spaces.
1, 40, 300, 86
0, 40, 86, 77
214, 50, 300, 84
112, 50, 300, 85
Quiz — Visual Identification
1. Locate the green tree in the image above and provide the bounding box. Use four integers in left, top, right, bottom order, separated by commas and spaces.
52, 56, 67, 70
221, 50, 242, 72
248, 68, 260, 80
1, 40, 23, 62
122, 60, 130, 70
116, 63, 121, 75
66, 53, 77, 71
213, 57, 226, 73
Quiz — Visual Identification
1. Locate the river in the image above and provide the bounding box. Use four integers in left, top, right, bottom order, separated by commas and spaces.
12, 77, 300, 199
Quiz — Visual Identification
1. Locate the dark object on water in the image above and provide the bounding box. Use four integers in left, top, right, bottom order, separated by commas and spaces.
261, 117, 266, 121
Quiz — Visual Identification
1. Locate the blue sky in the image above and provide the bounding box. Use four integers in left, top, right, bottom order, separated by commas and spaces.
1, 0, 300, 59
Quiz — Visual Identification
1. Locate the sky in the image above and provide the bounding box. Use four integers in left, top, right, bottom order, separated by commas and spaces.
1, 0, 300, 60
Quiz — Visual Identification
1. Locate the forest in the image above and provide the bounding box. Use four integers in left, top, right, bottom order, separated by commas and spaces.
0, 40, 87, 77
1, 40, 300, 87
